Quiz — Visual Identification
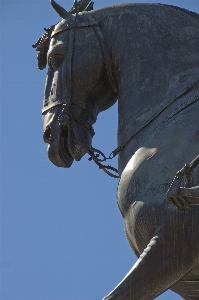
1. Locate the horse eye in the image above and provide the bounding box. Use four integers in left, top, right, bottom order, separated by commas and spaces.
49, 54, 64, 71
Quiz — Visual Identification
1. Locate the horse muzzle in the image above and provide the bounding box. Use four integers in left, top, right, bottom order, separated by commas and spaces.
43, 122, 74, 168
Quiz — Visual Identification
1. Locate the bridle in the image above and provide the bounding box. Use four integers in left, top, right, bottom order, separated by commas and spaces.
44, 13, 120, 178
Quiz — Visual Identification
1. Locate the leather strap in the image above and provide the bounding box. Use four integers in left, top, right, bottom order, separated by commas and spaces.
84, 14, 117, 93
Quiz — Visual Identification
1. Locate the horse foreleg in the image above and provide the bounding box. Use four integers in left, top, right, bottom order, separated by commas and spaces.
102, 226, 199, 300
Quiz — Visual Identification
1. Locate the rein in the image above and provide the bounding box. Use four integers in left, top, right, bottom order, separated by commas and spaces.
56, 88, 199, 179
86, 88, 199, 179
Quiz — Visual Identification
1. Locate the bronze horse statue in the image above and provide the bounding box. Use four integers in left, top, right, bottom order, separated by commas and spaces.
33, 1, 199, 299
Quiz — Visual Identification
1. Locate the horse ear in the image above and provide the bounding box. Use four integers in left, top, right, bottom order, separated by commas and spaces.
50, 0, 70, 19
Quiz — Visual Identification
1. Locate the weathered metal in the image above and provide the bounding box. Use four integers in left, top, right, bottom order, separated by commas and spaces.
167, 155, 199, 210
33, 1, 199, 299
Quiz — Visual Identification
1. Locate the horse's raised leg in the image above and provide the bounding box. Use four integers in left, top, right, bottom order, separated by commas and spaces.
103, 147, 199, 300
103, 219, 199, 300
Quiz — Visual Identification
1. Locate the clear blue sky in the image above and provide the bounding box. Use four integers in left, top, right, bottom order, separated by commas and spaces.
1, 0, 199, 299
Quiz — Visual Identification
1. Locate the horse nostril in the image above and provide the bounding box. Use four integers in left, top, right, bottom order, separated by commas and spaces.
43, 125, 52, 144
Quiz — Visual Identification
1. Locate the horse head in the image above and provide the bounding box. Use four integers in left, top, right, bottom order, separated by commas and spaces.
33, 0, 117, 168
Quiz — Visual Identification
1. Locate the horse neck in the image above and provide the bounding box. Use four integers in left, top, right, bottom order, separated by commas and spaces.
93, 5, 169, 117
92, 4, 199, 172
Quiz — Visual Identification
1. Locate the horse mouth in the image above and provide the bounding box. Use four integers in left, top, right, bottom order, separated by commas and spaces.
60, 126, 74, 162
44, 125, 74, 168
